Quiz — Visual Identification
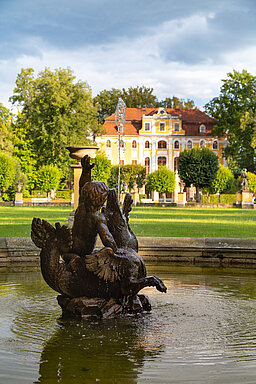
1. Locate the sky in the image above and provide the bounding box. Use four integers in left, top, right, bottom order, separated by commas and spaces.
1, 0, 256, 111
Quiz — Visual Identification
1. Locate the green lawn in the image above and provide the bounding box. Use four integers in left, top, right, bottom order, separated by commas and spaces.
0, 206, 256, 238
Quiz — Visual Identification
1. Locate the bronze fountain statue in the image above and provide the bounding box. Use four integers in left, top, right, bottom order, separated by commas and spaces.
31, 155, 167, 319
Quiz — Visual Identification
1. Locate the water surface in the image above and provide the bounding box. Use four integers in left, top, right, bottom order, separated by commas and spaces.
0, 265, 256, 383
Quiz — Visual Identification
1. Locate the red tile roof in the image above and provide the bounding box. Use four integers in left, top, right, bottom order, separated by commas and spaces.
103, 107, 216, 136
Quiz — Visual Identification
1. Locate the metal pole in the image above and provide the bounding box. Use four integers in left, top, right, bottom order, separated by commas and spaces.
115, 98, 126, 204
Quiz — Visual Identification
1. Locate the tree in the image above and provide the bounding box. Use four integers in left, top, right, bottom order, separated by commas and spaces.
210, 164, 235, 194
94, 86, 159, 124
91, 153, 112, 184
178, 147, 219, 202
161, 96, 195, 109
146, 167, 175, 200
0, 152, 16, 198
0, 103, 13, 154
205, 70, 256, 173
10, 67, 100, 175
248, 172, 256, 194
37, 165, 62, 193
12, 112, 37, 190
108, 164, 146, 192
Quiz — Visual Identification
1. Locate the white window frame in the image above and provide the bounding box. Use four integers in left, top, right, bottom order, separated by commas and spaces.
144, 122, 151, 131
199, 124, 206, 133
212, 140, 218, 150
200, 139, 206, 148
174, 140, 180, 149
174, 122, 180, 132
187, 140, 193, 149
159, 122, 166, 132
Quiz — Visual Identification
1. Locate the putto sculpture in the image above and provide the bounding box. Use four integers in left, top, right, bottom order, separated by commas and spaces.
31, 155, 167, 319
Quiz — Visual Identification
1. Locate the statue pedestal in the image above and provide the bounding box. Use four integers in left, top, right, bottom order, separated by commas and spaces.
236, 191, 254, 209
177, 192, 187, 206
14, 192, 23, 206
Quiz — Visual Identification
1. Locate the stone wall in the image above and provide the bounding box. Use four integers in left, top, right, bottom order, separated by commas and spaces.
1, 236, 256, 267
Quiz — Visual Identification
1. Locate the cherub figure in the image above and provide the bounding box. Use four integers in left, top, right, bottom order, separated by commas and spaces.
72, 155, 117, 257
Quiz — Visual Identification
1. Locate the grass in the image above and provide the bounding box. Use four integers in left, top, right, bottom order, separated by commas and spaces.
0, 206, 256, 238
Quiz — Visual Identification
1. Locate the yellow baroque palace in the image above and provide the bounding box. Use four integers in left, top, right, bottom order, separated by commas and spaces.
96, 107, 227, 175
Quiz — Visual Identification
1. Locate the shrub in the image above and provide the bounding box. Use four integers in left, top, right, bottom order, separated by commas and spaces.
0, 152, 16, 197
37, 165, 62, 193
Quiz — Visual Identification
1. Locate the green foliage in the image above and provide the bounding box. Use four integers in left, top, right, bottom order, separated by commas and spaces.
55, 189, 72, 200
12, 112, 38, 190
10, 67, 99, 176
146, 166, 175, 194
205, 70, 256, 173
94, 86, 196, 124
0, 102, 13, 154
161, 96, 196, 109
91, 153, 112, 184
178, 147, 219, 190
0, 152, 16, 194
211, 164, 235, 193
248, 172, 256, 194
37, 165, 62, 192
202, 194, 236, 204
108, 164, 146, 192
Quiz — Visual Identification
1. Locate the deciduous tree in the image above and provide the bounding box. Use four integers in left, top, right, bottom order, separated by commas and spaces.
0, 103, 13, 154
146, 167, 175, 200
178, 147, 219, 202
0, 152, 16, 198
205, 70, 256, 173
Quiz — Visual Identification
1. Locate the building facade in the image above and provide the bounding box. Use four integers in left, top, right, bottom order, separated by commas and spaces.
96, 107, 227, 175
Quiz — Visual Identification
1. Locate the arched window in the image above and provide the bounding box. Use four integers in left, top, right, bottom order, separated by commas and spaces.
132, 140, 137, 148
106, 139, 111, 148
200, 140, 206, 148
187, 140, 192, 149
212, 140, 218, 150
158, 140, 167, 149
120, 140, 125, 148
199, 124, 206, 133
145, 157, 150, 174
145, 141, 150, 149
174, 140, 180, 149
158, 157, 166, 167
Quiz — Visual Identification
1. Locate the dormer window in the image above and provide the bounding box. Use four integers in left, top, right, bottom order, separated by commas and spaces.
144, 122, 151, 131
158, 107, 166, 115
159, 122, 166, 132
174, 122, 180, 132
199, 124, 206, 133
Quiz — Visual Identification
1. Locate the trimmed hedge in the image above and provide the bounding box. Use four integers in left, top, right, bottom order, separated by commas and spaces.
56, 189, 72, 200
202, 194, 236, 204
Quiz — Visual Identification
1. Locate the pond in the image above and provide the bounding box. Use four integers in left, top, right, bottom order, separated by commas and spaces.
0, 265, 256, 383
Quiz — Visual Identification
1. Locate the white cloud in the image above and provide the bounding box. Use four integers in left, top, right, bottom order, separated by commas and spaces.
1, 11, 256, 111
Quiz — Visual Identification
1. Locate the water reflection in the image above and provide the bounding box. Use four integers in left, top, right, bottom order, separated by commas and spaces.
35, 316, 164, 384
1, 265, 256, 383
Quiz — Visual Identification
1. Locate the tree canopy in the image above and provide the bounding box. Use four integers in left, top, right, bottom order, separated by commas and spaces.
0, 103, 13, 154
146, 167, 175, 196
178, 147, 219, 201
94, 86, 195, 123
210, 164, 235, 194
0, 152, 16, 195
10, 67, 100, 175
108, 164, 146, 192
37, 165, 62, 192
205, 70, 256, 173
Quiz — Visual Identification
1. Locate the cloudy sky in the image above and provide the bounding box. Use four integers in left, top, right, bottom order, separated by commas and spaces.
1, 0, 256, 111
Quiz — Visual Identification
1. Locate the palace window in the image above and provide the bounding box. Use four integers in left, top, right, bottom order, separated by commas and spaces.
120, 140, 125, 148
199, 124, 206, 133
120, 160, 124, 165
132, 160, 137, 165
144, 122, 151, 131
159, 122, 166, 132
187, 140, 192, 149
212, 140, 218, 150
145, 157, 150, 174
200, 140, 206, 148
145, 140, 150, 149
174, 122, 180, 132
158, 156, 166, 167
132, 140, 137, 148
174, 140, 180, 149
106, 139, 111, 148
158, 140, 167, 149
